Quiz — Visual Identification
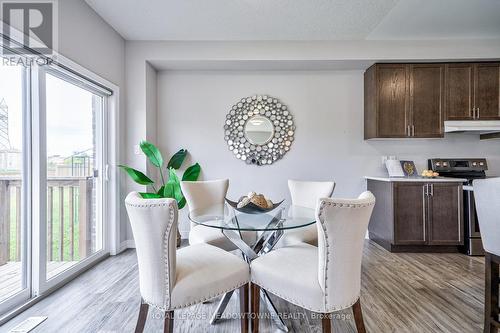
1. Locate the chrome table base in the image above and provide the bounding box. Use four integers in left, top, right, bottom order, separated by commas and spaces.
210, 210, 289, 332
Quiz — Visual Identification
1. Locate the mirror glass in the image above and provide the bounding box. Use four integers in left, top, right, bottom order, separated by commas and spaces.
244, 115, 274, 145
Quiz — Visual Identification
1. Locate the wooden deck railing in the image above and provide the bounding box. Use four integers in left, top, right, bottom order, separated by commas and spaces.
0, 176, 94, 266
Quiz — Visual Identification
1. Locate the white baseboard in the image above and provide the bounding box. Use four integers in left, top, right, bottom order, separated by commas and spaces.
120, 239, 135, 250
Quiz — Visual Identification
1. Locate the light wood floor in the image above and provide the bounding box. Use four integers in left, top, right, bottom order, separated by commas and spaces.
0, 261, 77, 302
1, 240, 485, 333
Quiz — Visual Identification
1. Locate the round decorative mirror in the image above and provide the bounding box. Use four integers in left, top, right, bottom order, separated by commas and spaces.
223, 95, 295, 166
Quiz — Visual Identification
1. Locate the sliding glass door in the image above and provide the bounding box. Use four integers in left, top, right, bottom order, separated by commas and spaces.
0, 61, 30, 314
0, 53, 111, 316
43, 71, 105, 281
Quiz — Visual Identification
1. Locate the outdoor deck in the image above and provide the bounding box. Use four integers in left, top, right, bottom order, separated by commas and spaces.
0, 261, 77, 302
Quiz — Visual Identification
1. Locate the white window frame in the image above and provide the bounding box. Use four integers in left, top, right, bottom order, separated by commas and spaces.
0, 38, 121, 322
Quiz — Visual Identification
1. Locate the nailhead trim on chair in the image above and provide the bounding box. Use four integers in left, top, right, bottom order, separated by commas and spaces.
125, 199, 176, 312
251, 277, 360, 313
127, 199, 250, 312
317, 199, 375, 311
170, 281, 249, 310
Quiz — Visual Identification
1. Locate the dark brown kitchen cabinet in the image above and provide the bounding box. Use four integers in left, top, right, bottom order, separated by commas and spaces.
445, 63, 500, 120
427, 183, 463, 245
475, 63, 500, 120
367, 179, 463, 252
365, 64, 408, 138
409, 64, 444, 137
393, 183, 426, 244
364, 63, 443, 139
444, 63, 474, 120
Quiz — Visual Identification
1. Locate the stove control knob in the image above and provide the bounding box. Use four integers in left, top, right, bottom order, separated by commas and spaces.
472, 162, 478, 167
443, 162, 448, 167
436, 162, 441, 167
480, 162, 485, 166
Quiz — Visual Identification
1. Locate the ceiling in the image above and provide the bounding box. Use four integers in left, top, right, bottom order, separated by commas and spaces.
85, 0, 500, 41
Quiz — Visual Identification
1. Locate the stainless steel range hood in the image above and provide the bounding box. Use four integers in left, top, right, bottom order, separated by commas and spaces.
444, 120, 500, 133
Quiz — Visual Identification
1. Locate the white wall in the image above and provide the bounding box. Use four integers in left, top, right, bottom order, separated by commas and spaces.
124, 39, 500, 241
158, 70, 500, 236
58, 0, 127, 242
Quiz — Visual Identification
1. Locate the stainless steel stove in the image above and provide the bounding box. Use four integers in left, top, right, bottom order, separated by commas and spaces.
428, 158, 488, 256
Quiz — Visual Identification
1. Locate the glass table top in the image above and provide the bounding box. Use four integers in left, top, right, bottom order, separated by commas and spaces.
188, 203, 316, 231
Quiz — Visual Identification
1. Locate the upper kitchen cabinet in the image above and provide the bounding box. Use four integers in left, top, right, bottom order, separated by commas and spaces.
474, 63, 500, 120
444, 63, 474, 120
409, 64, 444, 138
364, 63, 443, 139
365, 64, 408, 138
445, 63, 500, 121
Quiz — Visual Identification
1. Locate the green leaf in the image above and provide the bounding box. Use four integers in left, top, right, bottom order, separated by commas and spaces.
160, 184, 174, 198
140, 140, 163, 168
159, 169, 184, 204
182, 163, 201, 181
167, 168, 184, 202
178, 197, 186, 209
157, 186, 165, 196
167, 149, 187, 170
139, 192, 162, 199
118, 165, 154, 185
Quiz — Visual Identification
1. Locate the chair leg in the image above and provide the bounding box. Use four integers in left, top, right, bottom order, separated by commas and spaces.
485, 252, 500, 333
321, 313, 332, 333
134, 301, 149, 333
352, 299, 367, 333
163, 311, 174, 333
251, 283, 260, 333
240, 284, 249, 333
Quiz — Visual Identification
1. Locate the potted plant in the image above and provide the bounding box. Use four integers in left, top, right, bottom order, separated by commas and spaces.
119, 140, 201, 246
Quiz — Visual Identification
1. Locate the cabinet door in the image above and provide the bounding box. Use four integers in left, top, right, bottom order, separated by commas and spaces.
427, 183, 463, 245
445, 64, 474, 120
475, 63, 500, 120
377, 64, 409, 137
394, 183, 426, 245
410, 64, 444, 138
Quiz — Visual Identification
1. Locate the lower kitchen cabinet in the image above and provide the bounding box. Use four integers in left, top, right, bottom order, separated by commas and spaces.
367, 179, 463, 252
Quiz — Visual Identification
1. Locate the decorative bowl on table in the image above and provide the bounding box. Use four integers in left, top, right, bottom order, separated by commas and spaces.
225, 192, 283, 214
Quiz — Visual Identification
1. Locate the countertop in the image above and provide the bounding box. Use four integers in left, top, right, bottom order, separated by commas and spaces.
365, 176, 468, 183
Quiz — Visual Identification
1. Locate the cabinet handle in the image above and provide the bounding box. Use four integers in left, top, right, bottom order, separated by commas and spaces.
407, 125, 410, 137
422, 185, 427, 241
412, 125, 415, 137
477, 107, 480, 119
472, 107, 476, 119
430, 184, 434, 196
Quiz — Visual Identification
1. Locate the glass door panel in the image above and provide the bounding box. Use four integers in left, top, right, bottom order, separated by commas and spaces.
0, 62, 29, 307
45, 72, 103, 280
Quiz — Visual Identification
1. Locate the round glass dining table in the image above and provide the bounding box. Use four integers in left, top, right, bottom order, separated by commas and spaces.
188, 203, 316, 332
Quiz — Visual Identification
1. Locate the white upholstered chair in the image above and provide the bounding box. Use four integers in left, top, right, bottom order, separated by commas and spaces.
125, 192, 250, 333
181, 179, 256, 251
250, 192, 375, 333
473, 177, 500, 333
278, 180, 336, 247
